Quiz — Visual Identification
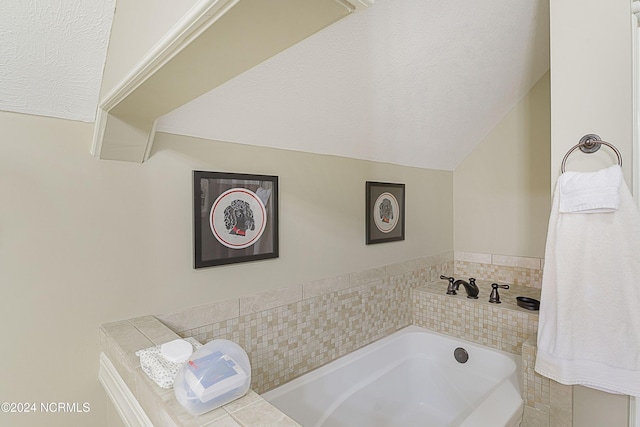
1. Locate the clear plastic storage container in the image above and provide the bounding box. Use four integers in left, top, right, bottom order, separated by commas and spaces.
173, 339, 251, 415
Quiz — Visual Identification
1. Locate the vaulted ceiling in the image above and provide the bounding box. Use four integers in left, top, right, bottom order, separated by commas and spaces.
1, 0, 549, 171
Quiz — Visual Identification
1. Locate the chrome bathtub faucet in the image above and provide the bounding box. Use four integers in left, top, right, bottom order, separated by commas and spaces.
439, 275, 480, 299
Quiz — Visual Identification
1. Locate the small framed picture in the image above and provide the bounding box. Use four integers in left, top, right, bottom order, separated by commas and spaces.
365, 181, 405, 244
194, 171, 278, 268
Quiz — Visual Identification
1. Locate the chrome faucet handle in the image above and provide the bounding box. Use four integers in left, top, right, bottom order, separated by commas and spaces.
440, 275, 456, 295
489, 283, 510, 304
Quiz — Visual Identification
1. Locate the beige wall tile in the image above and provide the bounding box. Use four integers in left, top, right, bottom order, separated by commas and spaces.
222, 391, 263, 414
412, 286, 538, 354
230, 400, 301, 427
302, 274, 350, 299
424, 251, 455, 266
134, 369, 179, 427
130, 316, 182, 345
385, 258, 419, 276
349, 266, 387, 287
239, 285, 302, 315
522, 406, 550, 427
163, 390, 228, 427
454, 251, 492, 264
128, 315, 158, 326
550, 381, 573, 427
203, 415, 242, 427
455, 259, 543, 288
100, 321, 154, 368
158, 299, 240, 332
492, 254, 541, 270
102, 349, 138, 396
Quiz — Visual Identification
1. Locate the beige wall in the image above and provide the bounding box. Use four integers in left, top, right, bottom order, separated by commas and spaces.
550, 0, 633, 186
454, 72, 551, 259
0, 111, 452, 427
550, 0, 634, 425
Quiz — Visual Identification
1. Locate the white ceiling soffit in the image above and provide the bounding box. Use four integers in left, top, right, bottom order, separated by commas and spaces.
0, 0, 115, 122
157, 0, 550, 171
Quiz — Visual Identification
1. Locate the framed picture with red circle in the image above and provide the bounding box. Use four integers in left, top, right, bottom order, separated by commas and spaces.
194, 171, 278, 268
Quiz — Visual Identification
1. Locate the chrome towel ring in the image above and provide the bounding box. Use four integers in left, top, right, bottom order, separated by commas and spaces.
561, 134, 623, 173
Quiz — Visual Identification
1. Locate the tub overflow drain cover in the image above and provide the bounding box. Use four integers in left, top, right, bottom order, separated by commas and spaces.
454, 347, 469, 364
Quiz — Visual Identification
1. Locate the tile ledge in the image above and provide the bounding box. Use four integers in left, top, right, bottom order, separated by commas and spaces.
99, 316, 298, 427
414, 280, 541, 316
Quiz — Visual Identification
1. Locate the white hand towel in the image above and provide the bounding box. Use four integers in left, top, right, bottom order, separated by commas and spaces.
559, 165, 622, 213
535, 165, 640, 396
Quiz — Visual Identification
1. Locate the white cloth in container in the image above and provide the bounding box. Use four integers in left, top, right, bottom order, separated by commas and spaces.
136, 337, 202, 389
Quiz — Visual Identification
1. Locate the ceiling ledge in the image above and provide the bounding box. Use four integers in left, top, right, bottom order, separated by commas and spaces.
91, 0, 373, 162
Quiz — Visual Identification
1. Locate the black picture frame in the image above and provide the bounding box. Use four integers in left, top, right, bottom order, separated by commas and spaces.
194, 171, 279, 268
365, 181, 405, 244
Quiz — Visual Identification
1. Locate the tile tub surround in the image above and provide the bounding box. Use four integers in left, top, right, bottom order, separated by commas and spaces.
411, 279, 573, 427
97, 251, 550, 425
99, 316, 301, 427
158, 254, 455, 394
154, 251, 541, 395
454, 251, 544, 288
411, 280, 540, 355
521, 337, 573, 427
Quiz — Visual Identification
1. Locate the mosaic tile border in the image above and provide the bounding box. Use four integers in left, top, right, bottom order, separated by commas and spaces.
162, 254, 455, 394
411, 284, 539, 355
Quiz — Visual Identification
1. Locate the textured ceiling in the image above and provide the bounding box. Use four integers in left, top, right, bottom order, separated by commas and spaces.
157, 0, 550, 171
0, 0, 115, 122
2, 0, 548, 171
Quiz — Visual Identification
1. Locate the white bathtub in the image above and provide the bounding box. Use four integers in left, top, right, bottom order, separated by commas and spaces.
262, 326, 523, 427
